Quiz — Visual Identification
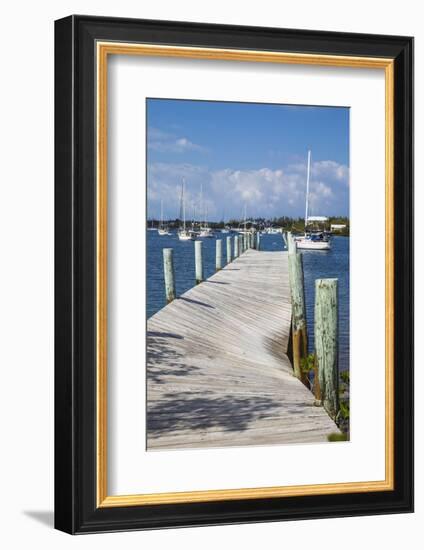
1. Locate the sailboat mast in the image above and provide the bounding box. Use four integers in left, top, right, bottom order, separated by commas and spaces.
200, 183, 204, 226
244, 204, 247, 232
305, 150, 311, 229
182, 178, 186, 231
160, 199, 163, 227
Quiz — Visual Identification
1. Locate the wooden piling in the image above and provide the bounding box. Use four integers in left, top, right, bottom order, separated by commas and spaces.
239, 235, 243, 255
287, 232, 296, 254
315, 278, 339, 419
234, 235, 239, 258
288, 251, 308, 383
194, 240, 203, 284
313, 354, 322, 402
226, 236, 232, 264
163, 248, 176, 303
256, 232, 261, 250
216, 239, 222, 271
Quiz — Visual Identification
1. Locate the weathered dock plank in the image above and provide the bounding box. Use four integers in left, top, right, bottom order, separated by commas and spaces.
147, 249, 339, 450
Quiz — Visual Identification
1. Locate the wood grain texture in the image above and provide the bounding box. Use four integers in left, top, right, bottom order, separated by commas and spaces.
163, 248, 176, 303
315, 278, 339, 418
288, 251, 308, 382
195, 240, 203, 284
147, 249, 338, 450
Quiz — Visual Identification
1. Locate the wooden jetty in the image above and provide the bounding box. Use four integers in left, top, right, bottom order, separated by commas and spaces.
147, 248, 339, 450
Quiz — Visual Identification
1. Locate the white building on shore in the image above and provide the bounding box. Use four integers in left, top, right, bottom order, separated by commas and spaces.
330, 223, 347, 232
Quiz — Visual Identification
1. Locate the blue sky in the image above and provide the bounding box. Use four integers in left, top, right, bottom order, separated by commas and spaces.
147, 99, 349, 221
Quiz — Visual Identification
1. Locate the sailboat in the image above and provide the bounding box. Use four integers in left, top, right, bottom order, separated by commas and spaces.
190, 203, 199, 236
147, 218, 157, 231
296, 150, 331, 251
220, 209, 230, 233
178, 178, 196, 241
198, 184, 214, 238
198, 208, 214, 238
237, 204, 252, 235
158, 199, 171, 236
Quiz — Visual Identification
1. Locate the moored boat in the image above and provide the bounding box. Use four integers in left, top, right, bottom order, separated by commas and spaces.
178, 178, 196, 241
296, 150, 331, 251
198, 186, 214, 237
296, 232, 331, 250
198, 226, 214, 238
158, 199, 172, 236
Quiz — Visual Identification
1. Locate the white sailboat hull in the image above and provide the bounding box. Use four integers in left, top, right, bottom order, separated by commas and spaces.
198, 229, 214, 238
178, 231, 195, 241
296, 239, 331, 250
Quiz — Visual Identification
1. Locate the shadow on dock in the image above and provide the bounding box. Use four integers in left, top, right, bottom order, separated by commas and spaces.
147, 331, 201, 385
147, 391, 282, 436
178, 296, 215, 309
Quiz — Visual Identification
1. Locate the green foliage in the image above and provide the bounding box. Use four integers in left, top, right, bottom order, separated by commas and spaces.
300, 353, 315, 374
336, 370, 350, 436
339, 371, 350, 421
328, 432, 349, 442
148, 215, 350, 234
303, 357, 350, 437
339, 399, 350, 421
340, 370, 350, 386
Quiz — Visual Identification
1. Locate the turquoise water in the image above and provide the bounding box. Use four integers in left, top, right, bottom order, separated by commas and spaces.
146, 231, 349, 372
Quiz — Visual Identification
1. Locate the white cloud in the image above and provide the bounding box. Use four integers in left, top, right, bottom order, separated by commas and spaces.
148, 127, 206, 154
147, 159, 349, 220
288, 159, 349, 186
313, 160, 349, 184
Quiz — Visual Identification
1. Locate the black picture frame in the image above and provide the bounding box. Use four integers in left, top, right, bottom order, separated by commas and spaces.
55, 15, 413, 534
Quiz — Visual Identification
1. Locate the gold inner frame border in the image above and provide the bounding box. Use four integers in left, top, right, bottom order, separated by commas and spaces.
96, 41, 394, 508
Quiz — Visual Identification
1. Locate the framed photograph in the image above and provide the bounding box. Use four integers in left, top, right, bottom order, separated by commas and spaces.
54, 15, 413, 533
